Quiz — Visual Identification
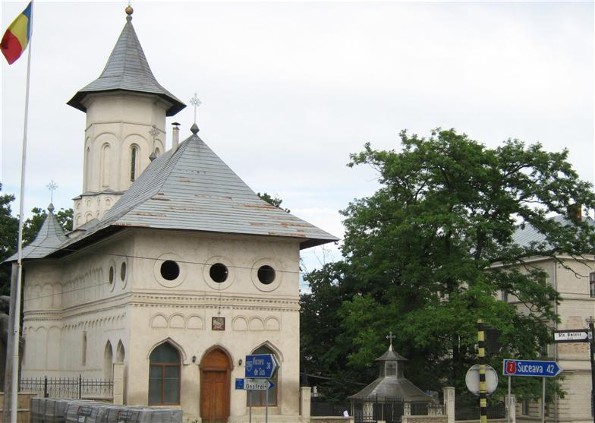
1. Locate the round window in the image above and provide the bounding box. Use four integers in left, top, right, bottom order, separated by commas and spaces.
209, 263, 228, 283
257, 265, 276, 284
160, 260, 180, 281
120, 262, 127, 281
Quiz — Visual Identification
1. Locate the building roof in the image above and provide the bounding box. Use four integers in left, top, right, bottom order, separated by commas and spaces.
67, 8, 185, 116
349, 343, 432, 403
5, 204, 67, 262
512, 214, 595, 251
51, 125, 337, 256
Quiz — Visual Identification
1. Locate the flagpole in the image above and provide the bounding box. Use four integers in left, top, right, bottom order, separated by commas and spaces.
8, 1, 34, 421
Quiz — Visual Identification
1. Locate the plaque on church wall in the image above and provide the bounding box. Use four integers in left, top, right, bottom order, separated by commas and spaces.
212, 317, 225, 331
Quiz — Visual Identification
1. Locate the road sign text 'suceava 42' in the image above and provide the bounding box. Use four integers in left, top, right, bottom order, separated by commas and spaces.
503, 359, 562, 377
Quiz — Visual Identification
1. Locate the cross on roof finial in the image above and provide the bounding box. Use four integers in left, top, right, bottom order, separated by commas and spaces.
47, 180, 58, 204
386, 331, 395, 348
189, 92, 201, 125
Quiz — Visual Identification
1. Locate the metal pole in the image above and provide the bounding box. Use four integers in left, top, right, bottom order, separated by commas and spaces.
541, 377, 545, 423
9, 3, 36, 421
478, 320, 487, 423
249, 388, 252, 423
588, 318, 595, 423
266, 383, 269, 423
507, 376, 511, 423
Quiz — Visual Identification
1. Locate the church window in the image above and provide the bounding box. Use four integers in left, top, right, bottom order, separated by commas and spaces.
590, 272, 595, 298
148, 342, 181, 405
160, 260, 180, 281
247, 346, 277, 406
120, 262, 127, 281
209, 263, 228, 283
100, 143, 111, 188
82, 332, 87, 366
257, 265, 276, 285
130, 145, 139, 182
104, 341, 113, 379
109, 266, 114, 284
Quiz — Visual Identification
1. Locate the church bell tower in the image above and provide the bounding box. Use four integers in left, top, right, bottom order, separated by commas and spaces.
67, 6, 185, 229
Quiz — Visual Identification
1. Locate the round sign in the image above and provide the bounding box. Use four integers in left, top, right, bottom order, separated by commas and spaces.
465, 364, 498, 396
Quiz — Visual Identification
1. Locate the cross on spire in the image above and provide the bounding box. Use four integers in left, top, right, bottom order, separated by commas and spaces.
190, 92, 201, 124
47, 180, 58, 204
386, 331, 395, 348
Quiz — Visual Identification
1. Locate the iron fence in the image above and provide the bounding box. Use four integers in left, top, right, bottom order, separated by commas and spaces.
311, 398, 351, 416
20, 375, 113, 399
352, 396, 405, 423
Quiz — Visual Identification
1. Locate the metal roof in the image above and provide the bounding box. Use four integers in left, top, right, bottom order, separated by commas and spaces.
349, 344, 433, 403
56, 127, 338, 253
5, 204, 67, 262
67, 10, 185, 116
512, 214, 595, 250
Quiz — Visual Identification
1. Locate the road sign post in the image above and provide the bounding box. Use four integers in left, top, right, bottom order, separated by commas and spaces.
244, 354, 279, 423
503, 359, 562, 423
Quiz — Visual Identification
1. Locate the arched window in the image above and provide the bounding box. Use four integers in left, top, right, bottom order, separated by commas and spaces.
130, 145, 139, 182
247, 345, 278, 407
116, 341, 126, 363
104, 341, 113, 379
100, 143, 111, 188
148, 342, 181, 405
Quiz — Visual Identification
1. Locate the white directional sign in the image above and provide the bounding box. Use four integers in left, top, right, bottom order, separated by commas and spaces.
553, 329, 589, 343
244, 378, 275, 391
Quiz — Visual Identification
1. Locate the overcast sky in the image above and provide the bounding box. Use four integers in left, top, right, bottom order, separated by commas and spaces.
1, 0, 594, 272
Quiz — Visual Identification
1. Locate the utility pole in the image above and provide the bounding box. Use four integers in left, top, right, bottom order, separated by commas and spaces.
587, 317, 595, 423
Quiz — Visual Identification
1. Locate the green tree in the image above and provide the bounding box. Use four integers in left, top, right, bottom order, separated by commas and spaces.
300, 129, 595, 401
0, 184, 19, 295
257, 192, 290, 213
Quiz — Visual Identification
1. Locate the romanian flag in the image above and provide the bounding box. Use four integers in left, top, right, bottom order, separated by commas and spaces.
1, 2, 32, 65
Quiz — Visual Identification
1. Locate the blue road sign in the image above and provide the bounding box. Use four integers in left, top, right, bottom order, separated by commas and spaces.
503, 359, 562, 377
245, 354, 278, 379
235, 378, 275, 390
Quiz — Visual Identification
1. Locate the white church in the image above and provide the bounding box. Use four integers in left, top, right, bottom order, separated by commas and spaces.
15, 6, 336, 422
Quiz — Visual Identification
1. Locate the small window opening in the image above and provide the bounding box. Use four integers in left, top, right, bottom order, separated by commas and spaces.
257, 265, 275, 285
210, 263, 228, 283
130, 146, 138, 182
161, 260, 180, 281
120, 262, 127, 281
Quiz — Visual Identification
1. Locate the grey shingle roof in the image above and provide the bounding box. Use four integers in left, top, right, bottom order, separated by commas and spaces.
67, 13, 185, 116
349, 345, 433, 402
60, 127, 338, 252
5, 204, 67, 262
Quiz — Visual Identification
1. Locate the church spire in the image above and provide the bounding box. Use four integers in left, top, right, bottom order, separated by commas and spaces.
67, 5, 185, 116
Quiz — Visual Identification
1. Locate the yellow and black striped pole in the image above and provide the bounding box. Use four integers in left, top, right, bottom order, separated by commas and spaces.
478, 319, 487, 423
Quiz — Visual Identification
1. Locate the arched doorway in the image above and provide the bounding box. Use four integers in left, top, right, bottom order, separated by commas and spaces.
200, 347, 231, 423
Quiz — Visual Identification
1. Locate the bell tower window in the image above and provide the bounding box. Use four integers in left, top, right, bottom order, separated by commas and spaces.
130, 145, 139, 182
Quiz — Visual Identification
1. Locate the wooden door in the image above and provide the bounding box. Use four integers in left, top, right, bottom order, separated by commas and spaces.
200, 348, 231, 423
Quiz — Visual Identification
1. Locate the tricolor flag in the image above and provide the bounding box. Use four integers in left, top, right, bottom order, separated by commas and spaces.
1, 2, 33, 64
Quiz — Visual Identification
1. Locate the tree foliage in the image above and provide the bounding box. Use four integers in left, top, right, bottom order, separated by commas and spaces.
258, 192, 290, 213
300, 129, 595, 402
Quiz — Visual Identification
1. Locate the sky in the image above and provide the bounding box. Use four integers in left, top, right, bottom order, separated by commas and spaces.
1, 0, 594, 274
